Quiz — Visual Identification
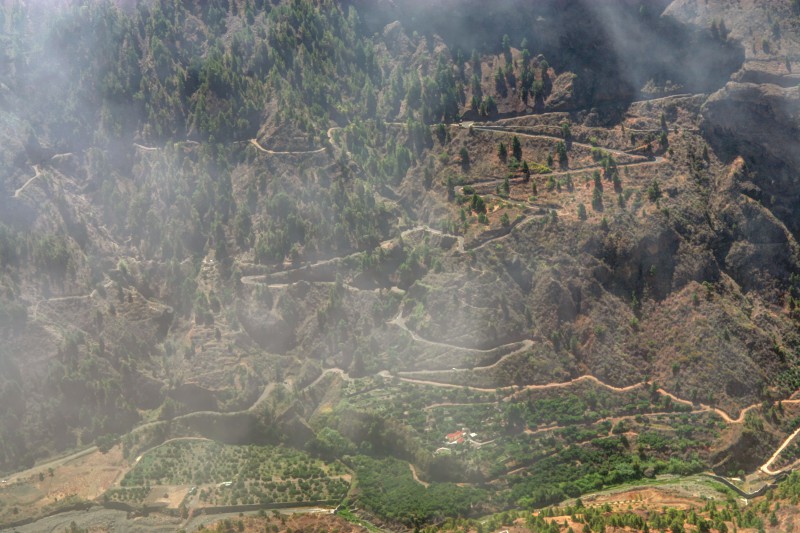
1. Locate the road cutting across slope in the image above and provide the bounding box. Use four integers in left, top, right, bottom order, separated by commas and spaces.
13, 165, 42, 198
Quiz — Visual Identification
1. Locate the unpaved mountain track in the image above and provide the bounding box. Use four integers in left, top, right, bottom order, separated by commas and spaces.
133, 437, 212, 465
468, 215, 537, 251
423, 401, 496, 410
397, 364, 800, 476
396, 341, 532, 375
400, 224, 465, 253
389, 308, 800, 474
394, 377, 498, 392
462, 155, 665, 195
389, 311, 529, 355
408, 462, 429, 487
468, 124, 649, 163
32, 294, 93, 320
16, 94, 784, 533
133, 143, 158, 151
125, 380, 289, 444
458, 121, 667, 197
249, 138, 326, 155
240, 224, 464, 289
13, 165, 41, 198
759, 412, 800, 474
303, 368, 350, 390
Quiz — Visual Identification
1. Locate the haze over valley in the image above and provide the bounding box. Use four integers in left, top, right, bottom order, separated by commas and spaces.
2, 1, 800, 531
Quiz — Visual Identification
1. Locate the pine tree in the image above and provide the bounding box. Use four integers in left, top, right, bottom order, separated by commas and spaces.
556, 141, 568, 165
501, 174, 510, 196
459, 146, 469, 167
512, 135, 522, 160
592, 186, 603, 211
498, 142, 507, 161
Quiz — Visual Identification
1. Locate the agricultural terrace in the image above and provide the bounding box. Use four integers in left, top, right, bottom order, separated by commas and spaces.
328, 376, 727, 509
107, 440, 349, 507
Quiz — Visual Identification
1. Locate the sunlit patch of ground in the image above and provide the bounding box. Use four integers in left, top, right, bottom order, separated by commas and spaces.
41, 445, 127, 502
145, 484, 192, 508
0, 444, 128, 524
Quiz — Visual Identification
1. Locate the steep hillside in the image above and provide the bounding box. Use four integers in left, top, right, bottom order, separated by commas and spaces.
1, 0, 800, 530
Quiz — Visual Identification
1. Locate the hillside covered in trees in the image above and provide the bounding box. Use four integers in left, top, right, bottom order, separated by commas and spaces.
2, 0, 800, 530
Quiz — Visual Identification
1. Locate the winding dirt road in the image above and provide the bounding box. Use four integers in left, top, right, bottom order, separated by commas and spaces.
193, 118, 800, 482
303, 368, 350, 390
469, 214, 538, 251
761, 425, 800, 475
400, 224, 465, 253
408, 462, 429, 487
388, 304, 800, 474
239, 223, 464, 289
458, 121, 667, 198
393, 373, 648, 396
32, 294, 93, 321
249, 138, 326, 155
389, 311, 528, 355
466, 123, 651, 164
133, 143, 158, 151
462, 154, 665, 196
423, 400, 496, 411
396, 340, 533, 376
14, 165, 41, 198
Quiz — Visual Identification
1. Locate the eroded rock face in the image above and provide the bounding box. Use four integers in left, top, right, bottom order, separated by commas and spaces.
702, 82, 800, 170
702, 82, 800, 242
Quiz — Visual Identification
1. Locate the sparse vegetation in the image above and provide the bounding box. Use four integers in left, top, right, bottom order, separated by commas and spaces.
0, 1, 796, 531
117, 440, 349, 506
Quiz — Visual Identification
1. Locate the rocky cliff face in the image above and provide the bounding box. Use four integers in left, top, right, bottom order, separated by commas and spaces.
703, 82, 800, 169
702, 83, 800, 237
667, 0, 800, 241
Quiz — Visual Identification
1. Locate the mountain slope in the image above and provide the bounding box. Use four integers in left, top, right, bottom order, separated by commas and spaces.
1, 0, 800, 529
